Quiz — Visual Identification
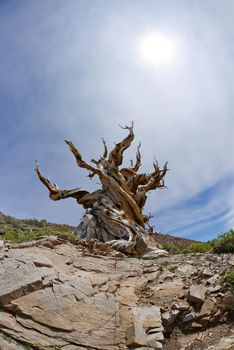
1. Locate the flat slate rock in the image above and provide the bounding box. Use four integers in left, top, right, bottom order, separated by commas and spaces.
0, 244, 232, 350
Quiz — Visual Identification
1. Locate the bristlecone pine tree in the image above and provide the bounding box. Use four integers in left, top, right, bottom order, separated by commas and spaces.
36, 122, 169, 257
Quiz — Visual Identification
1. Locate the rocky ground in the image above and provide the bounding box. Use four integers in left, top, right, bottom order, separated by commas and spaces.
0, 237, 233, 350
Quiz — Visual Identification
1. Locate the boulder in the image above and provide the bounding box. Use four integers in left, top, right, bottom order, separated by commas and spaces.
197, 298, 215, 317
188, 284, 207, 303
126, 306, 163, 349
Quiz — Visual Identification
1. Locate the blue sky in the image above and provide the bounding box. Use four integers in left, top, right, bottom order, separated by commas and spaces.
0, 0, 233, 241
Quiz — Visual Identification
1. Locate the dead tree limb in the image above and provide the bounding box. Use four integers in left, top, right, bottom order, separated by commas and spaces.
36, 123, 168, 257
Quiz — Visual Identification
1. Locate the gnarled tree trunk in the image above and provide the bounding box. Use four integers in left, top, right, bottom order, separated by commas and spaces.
36, 122, 168, 257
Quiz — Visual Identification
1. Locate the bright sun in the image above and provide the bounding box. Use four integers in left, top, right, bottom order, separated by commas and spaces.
138, 33, 177, 67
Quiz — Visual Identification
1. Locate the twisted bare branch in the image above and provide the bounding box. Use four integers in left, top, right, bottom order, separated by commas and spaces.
108, 121, 134, 167
64, 140, 99, 178
132, 142, 142, 172
101, 138, 108, 158
35, 161, 91, 206
133, 161, 168, 208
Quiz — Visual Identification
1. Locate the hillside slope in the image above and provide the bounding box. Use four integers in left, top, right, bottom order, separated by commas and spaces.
0, 211, 196, 247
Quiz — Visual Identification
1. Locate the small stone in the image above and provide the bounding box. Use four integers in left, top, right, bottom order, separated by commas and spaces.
206, 254, 218, 262
158, 270, 175, 282
198, 299, 215, 317
145, 271, 161, 282
191, 322, 202, 328
172, 302, 189, 311
177, 264, 196, 275
207, 274, 219, 285
100, 284, 108, 292
0, 253, 5, 261
161, 310, 179, 326
188, 284, 207, 303
161, 311, 171, 323
182, 312, 195, 322
201, 316, 212, 323
172, 309, 180, 315
229, 257, 234, 266
202, 269, 214, 277
207, 285, 222, 293
108, 280, 120, 293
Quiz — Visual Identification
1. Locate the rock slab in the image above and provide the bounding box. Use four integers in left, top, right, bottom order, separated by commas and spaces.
0, 241, 233, 349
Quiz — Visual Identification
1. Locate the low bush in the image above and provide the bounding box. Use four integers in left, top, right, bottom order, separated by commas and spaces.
161, 241, 212, 254
213, 230, 234, 253
221, 267, 234, 292
3, 229, 78, 243
3, 230, 38, 243
23, 218, 47, 228
182, 241, 213, 253
161, 242, 185, 254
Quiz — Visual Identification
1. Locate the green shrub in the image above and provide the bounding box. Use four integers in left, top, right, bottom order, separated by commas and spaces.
2, 226, 78, 244
23, 218, 47, 228
182, 242, 213, 253
161, 242, 185, 254
161, 241, 212, 254
213, 230, 234, 253
221, 267, 234, 292
3, 230, 39, 243
56, 231, 78, 242
4, 216, 17, 225
159, 260, 170, 268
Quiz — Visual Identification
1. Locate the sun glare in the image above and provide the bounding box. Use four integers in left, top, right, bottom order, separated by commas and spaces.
138, 33, 177, 67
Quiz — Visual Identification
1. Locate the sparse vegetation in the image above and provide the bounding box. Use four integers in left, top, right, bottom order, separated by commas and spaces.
182, 241, 213, 253
160, 260, 170, 268
195, 270, 206, 283
0, 212, 77, 243
160, 242, 185, 254
161, 230, 234, 254
221, 267, 234, 292
212, 229, 234, 254
161, 241, 212, 254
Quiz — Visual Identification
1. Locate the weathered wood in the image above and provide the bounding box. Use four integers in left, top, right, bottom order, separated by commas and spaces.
36, 123, 168, 256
